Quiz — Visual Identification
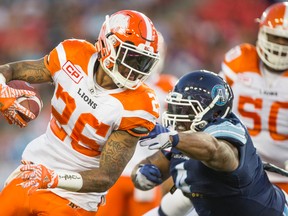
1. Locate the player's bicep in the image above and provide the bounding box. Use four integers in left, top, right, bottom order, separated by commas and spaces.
100, 130, 139, 182
9, 58, 52, 83
204, 139, 239, 172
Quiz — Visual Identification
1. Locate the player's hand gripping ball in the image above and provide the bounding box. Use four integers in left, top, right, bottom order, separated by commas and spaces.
7, 80, 43, 123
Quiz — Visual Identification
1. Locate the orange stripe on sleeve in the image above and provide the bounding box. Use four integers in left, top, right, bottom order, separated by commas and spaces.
44, 50, 61, 77
62, 40, 97, 76
223, 43, 261, 75
45, 39, 97, 77
155, 74, 177, 93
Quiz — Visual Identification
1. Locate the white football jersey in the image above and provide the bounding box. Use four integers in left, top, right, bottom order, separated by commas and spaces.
220, 43, 288, 183
21, 39, 159, 211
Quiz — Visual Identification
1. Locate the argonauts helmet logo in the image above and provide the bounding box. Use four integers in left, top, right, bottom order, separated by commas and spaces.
211, 84, 228, 106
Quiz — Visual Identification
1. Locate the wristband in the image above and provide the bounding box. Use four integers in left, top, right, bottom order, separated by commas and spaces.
56, 170, 83, 192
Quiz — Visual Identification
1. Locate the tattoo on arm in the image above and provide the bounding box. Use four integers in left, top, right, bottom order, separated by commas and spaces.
0, 58, 52, 83
103, 139, 135, 177
80, 131, 138, 192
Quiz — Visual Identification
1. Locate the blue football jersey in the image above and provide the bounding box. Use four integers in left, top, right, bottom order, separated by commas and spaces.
165, 113, 286, 216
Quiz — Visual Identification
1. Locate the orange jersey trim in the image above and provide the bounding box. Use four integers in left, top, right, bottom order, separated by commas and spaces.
222, 43, 288, 83
224, 43, 260, 74
223, 43, 261, 86
45, 39, 96, 77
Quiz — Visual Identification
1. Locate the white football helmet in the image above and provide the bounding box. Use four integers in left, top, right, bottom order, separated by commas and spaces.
256, 2, 288, 70
97, 10, 160, 90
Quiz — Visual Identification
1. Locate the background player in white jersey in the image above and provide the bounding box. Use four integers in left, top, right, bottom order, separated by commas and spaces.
219, 2, 288, 193
97, 31, 178, 216
0, 10, 161, 216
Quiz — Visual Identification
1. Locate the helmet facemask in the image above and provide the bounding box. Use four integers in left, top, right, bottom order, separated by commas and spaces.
162, 92, 197, 132
162, 71, 233, 132
256, 2, 288, 71
98, 13, 160, 90
257, 27, 288, 70
162, 92, 227, 132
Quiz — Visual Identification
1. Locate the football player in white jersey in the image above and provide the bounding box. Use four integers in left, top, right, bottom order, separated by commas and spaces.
219, 2, 288, 193
0, 10, 161, 216
97, 31, 178, 216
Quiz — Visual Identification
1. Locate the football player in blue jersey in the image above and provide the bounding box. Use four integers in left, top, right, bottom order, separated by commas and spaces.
131, 70, 288, 216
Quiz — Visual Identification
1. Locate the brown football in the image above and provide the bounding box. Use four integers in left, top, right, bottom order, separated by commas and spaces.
7, 80, 43, 122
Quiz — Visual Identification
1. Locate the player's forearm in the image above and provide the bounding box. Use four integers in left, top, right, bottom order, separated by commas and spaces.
79, 169, 118, 193
79, 130, 138, 192
51, 168, 121, 193
176, 132, 219, 161
176, 132, 238, 171
0, 59, 52, 83
20, 130, 139, 193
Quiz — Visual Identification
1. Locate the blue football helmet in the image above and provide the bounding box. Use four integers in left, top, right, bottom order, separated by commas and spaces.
162, 70, 234, 131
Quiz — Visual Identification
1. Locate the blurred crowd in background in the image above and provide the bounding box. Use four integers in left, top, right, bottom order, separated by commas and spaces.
0, 0, 279, 187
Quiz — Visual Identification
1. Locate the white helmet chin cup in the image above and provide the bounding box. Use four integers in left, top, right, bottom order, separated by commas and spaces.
257, 27, 288, 70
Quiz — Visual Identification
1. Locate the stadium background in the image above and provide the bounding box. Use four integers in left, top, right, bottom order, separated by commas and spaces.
0, 0, 277, 188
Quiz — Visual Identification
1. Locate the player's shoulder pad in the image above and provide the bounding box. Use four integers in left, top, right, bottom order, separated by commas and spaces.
130, 83, 159, 116
60, 39, 96, 53
115, 84, 159, 137
203, 114, 247, 146
46, 39, 96, 77
224, 43, 256, 63
155, 74, 178, 93
222, 43, 259, 76
61, 38, 93, 46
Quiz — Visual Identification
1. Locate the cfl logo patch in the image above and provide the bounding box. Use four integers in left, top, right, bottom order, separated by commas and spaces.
62, 61, 83, 84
